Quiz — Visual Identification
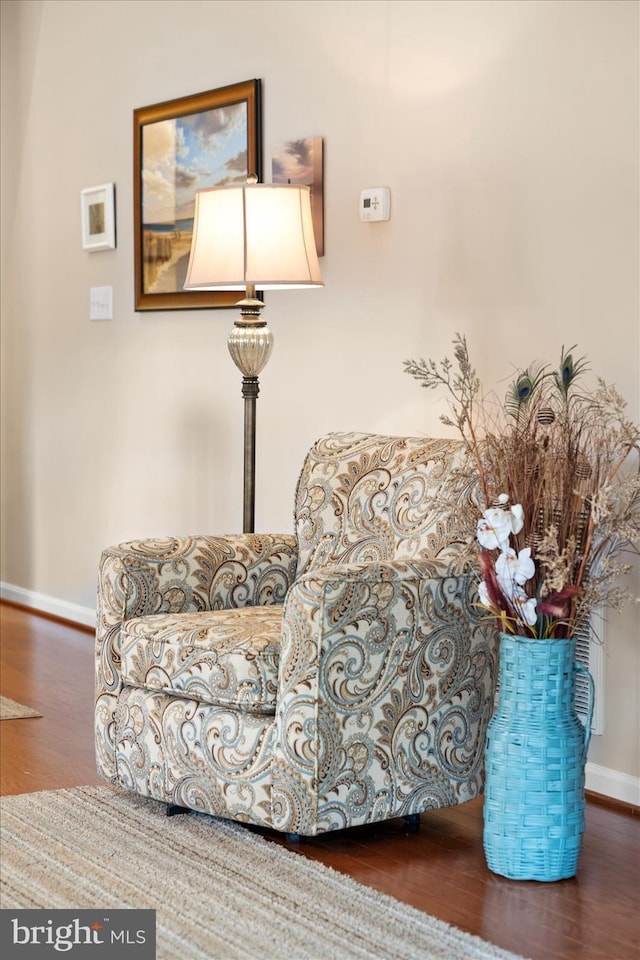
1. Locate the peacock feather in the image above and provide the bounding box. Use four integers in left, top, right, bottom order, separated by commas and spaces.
505, 362, 548, 419
554, 345, 588, 397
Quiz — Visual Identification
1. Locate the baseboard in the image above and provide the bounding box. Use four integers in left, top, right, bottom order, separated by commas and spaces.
0, 582, 96, 629
586, 762, 640, 808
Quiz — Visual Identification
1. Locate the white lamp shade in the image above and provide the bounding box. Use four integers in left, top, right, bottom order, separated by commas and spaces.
183, 182, 323, 291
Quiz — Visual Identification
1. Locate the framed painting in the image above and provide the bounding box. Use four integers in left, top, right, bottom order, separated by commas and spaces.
272, 136, 324, 256
81, 183, 116, 252
133, 79, 262, 311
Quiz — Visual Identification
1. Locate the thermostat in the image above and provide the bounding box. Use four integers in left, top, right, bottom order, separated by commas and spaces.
360, 187, 391, 222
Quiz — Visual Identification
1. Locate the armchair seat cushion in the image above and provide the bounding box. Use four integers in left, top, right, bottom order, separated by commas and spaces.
120, 607, 283, 713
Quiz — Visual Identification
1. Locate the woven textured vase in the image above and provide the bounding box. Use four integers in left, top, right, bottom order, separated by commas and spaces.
483, 633, 594, 881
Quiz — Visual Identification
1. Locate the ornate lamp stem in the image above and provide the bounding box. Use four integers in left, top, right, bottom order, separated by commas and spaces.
226, 285, 273, 533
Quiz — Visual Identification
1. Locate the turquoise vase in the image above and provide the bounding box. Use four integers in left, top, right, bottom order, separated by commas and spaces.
483, 633, 594, 881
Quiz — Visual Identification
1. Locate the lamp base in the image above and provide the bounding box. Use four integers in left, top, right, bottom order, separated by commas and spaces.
227, 299, 273, 379
240, 376, 259, 534
227, 296, 274, 535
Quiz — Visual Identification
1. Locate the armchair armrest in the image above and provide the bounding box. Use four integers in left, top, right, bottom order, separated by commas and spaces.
95, 533, 297, 780
272, 561, 496, 835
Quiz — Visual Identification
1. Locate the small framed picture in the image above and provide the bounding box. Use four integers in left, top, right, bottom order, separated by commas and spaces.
272, 136, 324, 256
81, 183, 116, 252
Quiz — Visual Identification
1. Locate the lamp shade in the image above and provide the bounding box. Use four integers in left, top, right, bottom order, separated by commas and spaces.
183, 182, 323, 291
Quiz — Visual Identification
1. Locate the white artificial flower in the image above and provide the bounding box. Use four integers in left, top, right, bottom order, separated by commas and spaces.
513, 593, 538, 627
510, 504, 524, 535
495, 547, 535, 599
477, 500, 525, 552
478, 567, 537, 627
478, 580, 491, 609
477, 509, 512, 551
476, 493, 524, 551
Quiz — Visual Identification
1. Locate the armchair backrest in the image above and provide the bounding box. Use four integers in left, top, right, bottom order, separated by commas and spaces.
294, 432, 474, 577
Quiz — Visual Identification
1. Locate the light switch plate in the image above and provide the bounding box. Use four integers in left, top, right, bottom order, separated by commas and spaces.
89, 286, 112, 320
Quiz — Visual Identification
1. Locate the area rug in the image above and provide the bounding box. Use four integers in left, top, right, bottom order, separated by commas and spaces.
0, 786, 527, 960
0, 695, 41, 720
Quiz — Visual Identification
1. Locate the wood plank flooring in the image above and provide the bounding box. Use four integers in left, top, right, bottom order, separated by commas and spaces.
1, 602, 638, 959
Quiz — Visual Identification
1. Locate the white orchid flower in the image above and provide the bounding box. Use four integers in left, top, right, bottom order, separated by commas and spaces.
477, 510, 512, 551
476, 500, 525, 552
510, 504, 524, 535
478, 579, 491, 609
479, 569, 537, 626
495, 547, 535, 599
513, 592, 538, 627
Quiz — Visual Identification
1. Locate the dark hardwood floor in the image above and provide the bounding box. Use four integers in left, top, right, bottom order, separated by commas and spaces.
1, 602, 638, 959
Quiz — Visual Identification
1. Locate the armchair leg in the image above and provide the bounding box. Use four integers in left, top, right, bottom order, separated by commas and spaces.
403, 813, 421, 832
166, 804, 190, 817
285, 833, 302, 843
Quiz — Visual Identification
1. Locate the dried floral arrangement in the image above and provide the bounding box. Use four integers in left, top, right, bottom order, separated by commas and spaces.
405, 334, 640, 639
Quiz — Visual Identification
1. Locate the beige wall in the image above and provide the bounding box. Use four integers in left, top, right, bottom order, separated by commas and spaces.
1, 0, 638, 783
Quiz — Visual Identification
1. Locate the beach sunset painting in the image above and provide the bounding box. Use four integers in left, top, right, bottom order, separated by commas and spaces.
141, 101, 249, 295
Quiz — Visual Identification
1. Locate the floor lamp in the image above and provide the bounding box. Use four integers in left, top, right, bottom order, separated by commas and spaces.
183, 177, 323, 533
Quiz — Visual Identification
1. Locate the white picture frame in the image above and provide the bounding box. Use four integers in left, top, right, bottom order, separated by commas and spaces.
81, 183, 116, 252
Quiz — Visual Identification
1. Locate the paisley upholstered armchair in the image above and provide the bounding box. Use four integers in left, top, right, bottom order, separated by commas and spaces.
95, 432, 497, 836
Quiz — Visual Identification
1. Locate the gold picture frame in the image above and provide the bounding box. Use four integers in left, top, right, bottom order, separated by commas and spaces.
133, 79, 262, 311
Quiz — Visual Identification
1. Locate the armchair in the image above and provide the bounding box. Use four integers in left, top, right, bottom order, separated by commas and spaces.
95, 432, 497, 836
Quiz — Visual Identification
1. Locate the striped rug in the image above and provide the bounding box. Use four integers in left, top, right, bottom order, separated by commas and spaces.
0, 785, 527, 960
0, 695, 41, 720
